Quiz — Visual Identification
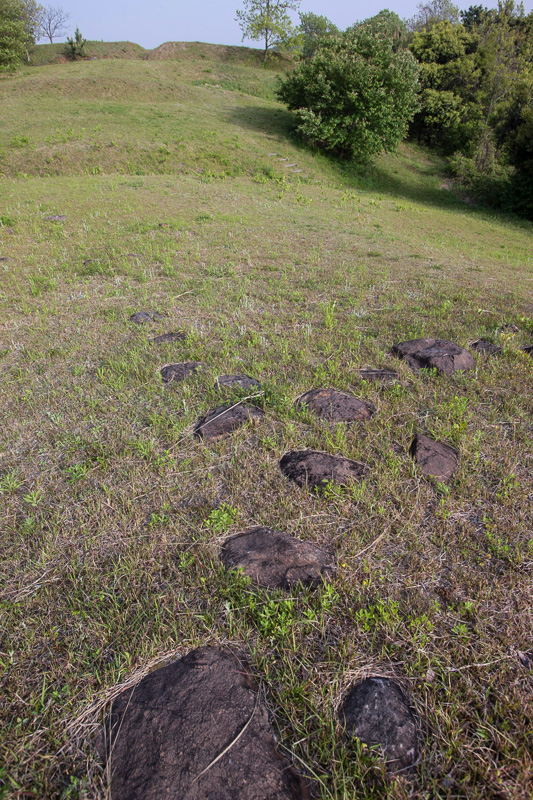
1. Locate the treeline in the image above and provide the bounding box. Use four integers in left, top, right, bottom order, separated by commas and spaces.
293, 1, 533, 220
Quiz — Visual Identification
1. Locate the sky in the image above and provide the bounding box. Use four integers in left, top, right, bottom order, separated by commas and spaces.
38, 0, 533, 50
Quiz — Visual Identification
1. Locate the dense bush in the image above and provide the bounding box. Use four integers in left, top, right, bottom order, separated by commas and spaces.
276, 21, 420, 160
0, 0, 36, 70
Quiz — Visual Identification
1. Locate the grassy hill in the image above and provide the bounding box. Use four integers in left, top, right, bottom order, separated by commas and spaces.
28, 39, 291, 66
0, 46, 532, 800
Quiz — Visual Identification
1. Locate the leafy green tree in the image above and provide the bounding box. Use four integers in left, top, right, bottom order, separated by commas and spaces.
298, 11, 338, 59
460, 5, 492, 31
410, 20, 481, 152
64, 26, 86, 60
276, 21, 420, 160
361, 10, 409, 51
0, 0, 33, 69
236, 0, 301, 61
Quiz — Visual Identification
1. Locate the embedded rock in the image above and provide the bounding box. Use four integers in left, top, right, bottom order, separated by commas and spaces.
340, 677, 418, 773
194, 402, 264, 441
295, 388, 374, 423
470, 340, 501, 355
280, 450, 368, 490
216, 374, 261, 391
44, 214, 66, 222
392, 338, 474, 375
356, 368, 400, 384
221, 526, 335, 589
151, 331, 187, 344
129, 311, 165, 325
160, 362, 203, 384
107, 646, 309, 800
410, 434, 458, 482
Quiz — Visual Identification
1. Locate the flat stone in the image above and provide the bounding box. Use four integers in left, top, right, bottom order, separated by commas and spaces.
340, 677, 418, 773
392, 338, 474, 375
280, 450, 368, 490
295, 388, 374, 422
44, 214, 66, 222
151, 331, 187, 344
216, 374, 261, 391
410, 433, 458, 482
221, 526, 335, 589
356, 368, 400, 384
161, 362, 203, 384
194, 402, 264, 441
106, 646, 309, 800
129, 311, 165, 325
470, 340, 502, 355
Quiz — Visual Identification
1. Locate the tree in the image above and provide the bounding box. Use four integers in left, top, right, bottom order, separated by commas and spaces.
236, 0, 301, 61
410, 20, 481, 152
460, 5, 492, 31
64, 26, 86, 60
0, 0, 41, 68
276, 21, 420, 160
18, 0, 43, 41
407, 0, 460, 31
0, 0, 28, 69
298, 11, 338, 59
362, 10, 409, 51
40, 4, 69, 43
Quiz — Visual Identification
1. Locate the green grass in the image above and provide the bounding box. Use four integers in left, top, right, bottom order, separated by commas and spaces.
0, 43, 532, 800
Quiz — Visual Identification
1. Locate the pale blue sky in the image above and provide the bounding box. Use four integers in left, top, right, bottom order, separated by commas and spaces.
38, 1, 533, 50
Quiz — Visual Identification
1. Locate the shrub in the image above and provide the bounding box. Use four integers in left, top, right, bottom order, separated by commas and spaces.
64, 26, 86, 60
276, 21, 420, 160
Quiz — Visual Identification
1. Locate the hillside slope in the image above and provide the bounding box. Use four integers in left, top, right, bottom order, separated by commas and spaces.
0, 49, 532, 800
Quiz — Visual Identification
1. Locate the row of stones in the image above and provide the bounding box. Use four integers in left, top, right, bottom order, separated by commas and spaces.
153, 334, 469, 482
106, 325, 531, 798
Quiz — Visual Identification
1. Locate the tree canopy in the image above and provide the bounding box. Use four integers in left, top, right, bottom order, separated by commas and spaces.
0, 0, 41, 69
276, 20, 420, 160
236, 0, 301, 61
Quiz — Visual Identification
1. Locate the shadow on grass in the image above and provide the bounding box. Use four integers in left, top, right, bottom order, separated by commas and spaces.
226, 104, 489, 216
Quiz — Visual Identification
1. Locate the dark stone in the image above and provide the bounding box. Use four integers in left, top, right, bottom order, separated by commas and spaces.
340, 677, 418, 773
221, 527, 335, 589
44, 214, 67, 222
151, 331, 187, 344
0, 257, 8, 262
356, 368, 400, 384
161, 362, 203, 384
194, 403, 264, 441
295, 388, 374, 422
216, 374, 261, 391
470, 340, 501, 355
392, 338, 474, 375
107, 647, 309, 800
129, 311, 165, 325
410, 434, 458, 482
280, 450, 368, 491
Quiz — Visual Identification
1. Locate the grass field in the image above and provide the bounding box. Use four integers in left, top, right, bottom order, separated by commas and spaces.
1, 44, 532, 800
